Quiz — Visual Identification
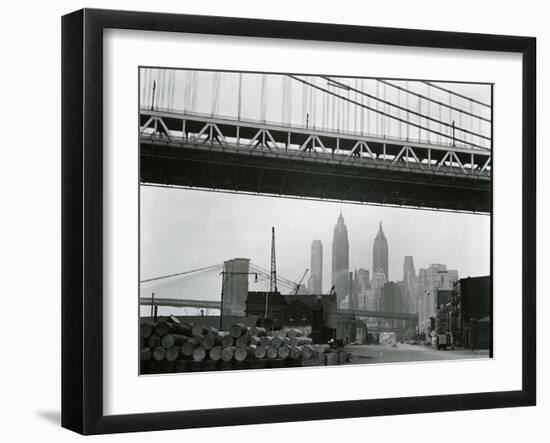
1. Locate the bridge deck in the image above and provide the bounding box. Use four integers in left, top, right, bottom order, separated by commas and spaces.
140, 109, 491, 213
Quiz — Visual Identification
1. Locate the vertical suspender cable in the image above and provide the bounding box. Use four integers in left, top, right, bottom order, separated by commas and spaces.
142, 69, 147, 108
237, 73, 242, 120
171, 70, 176, 110
161, 70, 166, 109
143, 69, 149, 108
406, 81, 410, 141
288, 76, 292, 125
376, 82, 381, 136
418, 95, 421, 142
281, 76, 286, 125
354, 78, 358, 133
448, 91, 452, 145
426, 84, 430, 144
302, 78, 307, 127
346, 89, 350, 132
183, 71, 190, 111
260, 74, 267, 123
191, 72, 198, 113
360, 78, 365, 135
397, 88, 401, 139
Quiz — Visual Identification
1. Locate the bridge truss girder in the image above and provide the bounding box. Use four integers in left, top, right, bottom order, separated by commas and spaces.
140, 110, 491, 213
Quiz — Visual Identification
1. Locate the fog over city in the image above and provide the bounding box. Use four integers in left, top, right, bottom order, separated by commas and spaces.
140, 185, 490, 301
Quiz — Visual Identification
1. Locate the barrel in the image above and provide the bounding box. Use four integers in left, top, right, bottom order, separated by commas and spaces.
254, 345, 267, 359
289, 345, 302, 360
273, 329, 287, 338
152, 346, 166, 361
219, 332, 234, 348
277, 346, 290, 360
287, 328, 304, 339
166, 346, 180, 362
234, 346, 248, 362
147, 334, 161, 348
140, 323, 153, 339
154, 321, 172, 337
235, 335, 249, 348
266, 346, 279, 359
192, 324, 208, 337
301, 345, 314, 360
209, 346, 223, 361
201, 334, 220, 350
161, 333, 188, 348
249, 326, 267, 337
290, 337, 311, 347
271, 337, 282, 348
229, 323, 248, 338
140, 347, 152, 362
221, 346, 236, 362
249, 336, 261, 346
181, 338, 200, 357
166, 315, 181, 325
260, 336, 272, 347
192, 346, 207, 362
169, 322, 192, 336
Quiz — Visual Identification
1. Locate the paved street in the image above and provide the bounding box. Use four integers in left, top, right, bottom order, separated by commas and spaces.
345, 343, 490, 365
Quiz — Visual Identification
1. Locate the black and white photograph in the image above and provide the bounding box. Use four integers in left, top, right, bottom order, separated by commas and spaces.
139, 68, 493, 374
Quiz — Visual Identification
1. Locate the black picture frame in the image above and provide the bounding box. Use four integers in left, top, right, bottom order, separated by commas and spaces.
61, 8, 536, 435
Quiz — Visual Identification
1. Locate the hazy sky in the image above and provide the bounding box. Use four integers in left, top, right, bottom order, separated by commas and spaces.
140, 186, 490, 301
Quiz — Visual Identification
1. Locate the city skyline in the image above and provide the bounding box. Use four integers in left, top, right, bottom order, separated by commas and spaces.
140, 186, 490, 302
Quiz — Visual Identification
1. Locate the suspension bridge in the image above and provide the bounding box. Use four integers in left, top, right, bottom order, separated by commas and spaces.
140, 70, 492, 213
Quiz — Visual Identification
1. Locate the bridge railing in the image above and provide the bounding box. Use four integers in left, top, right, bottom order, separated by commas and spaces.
140, 110, 491, 179
141, 107, 490, 153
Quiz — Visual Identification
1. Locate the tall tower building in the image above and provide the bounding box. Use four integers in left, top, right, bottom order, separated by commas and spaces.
308, 240, 323, 294
402, 256, 418, 313
332, 212, 349, 307
373, 222, 389, 280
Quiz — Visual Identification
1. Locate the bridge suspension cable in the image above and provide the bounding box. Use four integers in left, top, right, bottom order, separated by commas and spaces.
288, 74, 489, 150
377, 79, 490, 122
422, 81, 491, 108
321, 76, 489, 142
140, 263, 222, 284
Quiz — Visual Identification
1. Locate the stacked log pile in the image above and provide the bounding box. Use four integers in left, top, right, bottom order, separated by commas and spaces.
140, 317, 338, 374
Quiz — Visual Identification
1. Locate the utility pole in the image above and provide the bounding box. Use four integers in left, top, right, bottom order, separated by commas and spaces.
268, 227, 278, 320
151, 80, 156, 111
452, 120, 456, 147
270, 227, 277, 293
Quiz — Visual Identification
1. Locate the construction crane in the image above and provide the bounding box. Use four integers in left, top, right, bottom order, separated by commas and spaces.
293, 269, 309, 296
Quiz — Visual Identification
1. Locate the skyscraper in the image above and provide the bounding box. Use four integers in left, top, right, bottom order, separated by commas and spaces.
371, 269, 387, 311
402, 256, 418, 313
332, 212, 349, 307
373, 222, 389, 280
417, 263, 459, 337
308, 240, 323, 294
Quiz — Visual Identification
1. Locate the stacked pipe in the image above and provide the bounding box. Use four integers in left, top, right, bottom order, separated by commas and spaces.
140, 317, 334, 373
